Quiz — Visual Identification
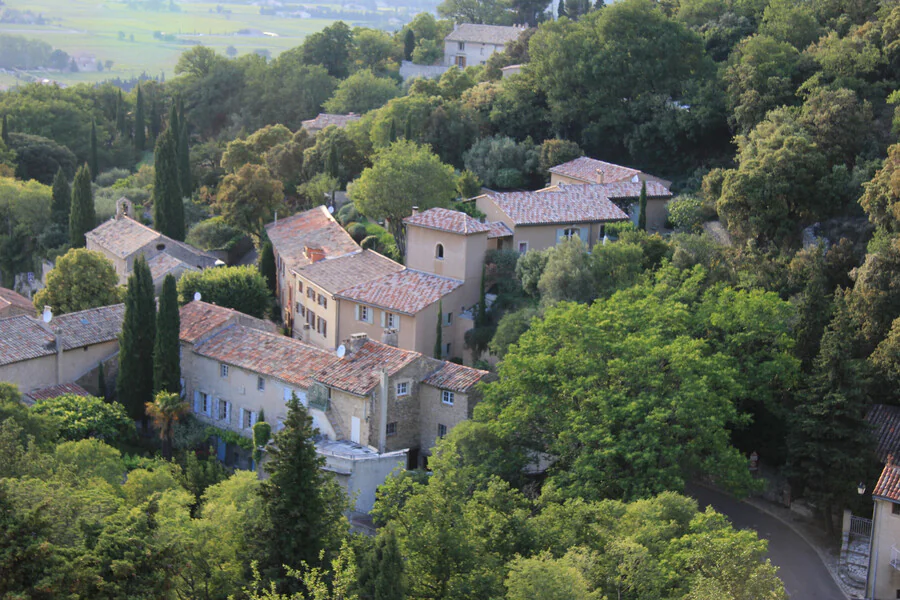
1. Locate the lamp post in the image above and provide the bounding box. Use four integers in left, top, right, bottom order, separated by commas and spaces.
859, 482, 866, 496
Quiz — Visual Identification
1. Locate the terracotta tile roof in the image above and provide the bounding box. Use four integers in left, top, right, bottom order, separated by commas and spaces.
179, 301, 275, 344
485, 189, 630, 226
0, 315, 55, 366
445, 24, 524, 45
422, 362, 488, 392
195, 325, 338, 389
301, 113, 361, 131
86, 216, 162, 258
265, 207, 360, 272
0, 287, 33, 315
874, 462, 900, 502
546, 181, 672, 199
314, 339, 420, 395
337, 269, 463, 316
549, 157, 643, 184
147, 253, 196, 281
298, 250, 404, 295
868, 404, 900, 463
0, 304, 123, 367
25, 382, 91, 403
487, 221, 514, 239
404, 208, 491, 235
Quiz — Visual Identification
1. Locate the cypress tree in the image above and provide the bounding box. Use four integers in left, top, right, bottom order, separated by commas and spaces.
149, 98, 162, 142
404, 114, 413, 141
476, 264, 488, 327
403, 29, 415, 62
1, 114, 8, 145
152, 128, 183, 240
89, 120, 98, 180
134, 84, 146, 152
254, 395, 347, 589
638, 180, 647, 231
115, 90, 126, 137
118, 255, 157, 423
357, 528, 406, 600
51, 168, 71, 231
98, 361, 108, 400
558, 0, 567, 18
389, 119, 397, 143
168, 104, 179, 144
327, 141, 339, 181
153, 274, 181, 394
259, 241, 277, 296
434, 299, 443, 359
177, 115, 191, 199
68, 164, 95, 248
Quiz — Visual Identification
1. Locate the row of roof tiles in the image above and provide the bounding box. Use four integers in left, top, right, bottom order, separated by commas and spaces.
0, 287, 34, 315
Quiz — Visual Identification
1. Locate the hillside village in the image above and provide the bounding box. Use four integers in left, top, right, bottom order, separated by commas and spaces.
6, 2, 900, 598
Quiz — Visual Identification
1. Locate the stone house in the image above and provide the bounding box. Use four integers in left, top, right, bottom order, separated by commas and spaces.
86, 199, 217, 292
301, 113, 361, 134
548, 157, 674, 232
0, 287, 34, 319
0, 304, 124, 395
443, 24, 526, 68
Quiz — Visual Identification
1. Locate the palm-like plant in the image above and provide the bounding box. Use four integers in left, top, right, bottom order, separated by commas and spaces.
145, 391, 188, 460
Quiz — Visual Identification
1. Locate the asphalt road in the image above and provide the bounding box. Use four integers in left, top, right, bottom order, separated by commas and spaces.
685, 483, 846, 600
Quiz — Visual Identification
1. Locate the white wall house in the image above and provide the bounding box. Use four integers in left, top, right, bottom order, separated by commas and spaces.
443, 24, 526, 68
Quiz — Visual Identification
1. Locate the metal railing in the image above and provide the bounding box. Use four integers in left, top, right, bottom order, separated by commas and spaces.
851, 516, 873, 539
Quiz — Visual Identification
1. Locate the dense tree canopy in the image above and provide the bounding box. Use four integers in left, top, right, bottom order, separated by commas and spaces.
33, 248, 121, 315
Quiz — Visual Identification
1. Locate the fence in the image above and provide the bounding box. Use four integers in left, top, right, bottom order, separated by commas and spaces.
851, 516, 873, 539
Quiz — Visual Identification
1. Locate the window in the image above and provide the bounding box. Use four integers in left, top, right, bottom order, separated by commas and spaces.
458, 41, 465, 51
357, 305, 373, 324
317, 316, 327, 337
444, 311, 453, 326
518, 241, 528, 254
257, 376, 265, 392
220, 364, 229, 378
382, 311, 399, 329
563, 227, 581, 240
241, 408, 256, 429
307, 288, 315, 300
217, 399, 230, 421
318, 295, 327, 308
396, 381, 409, 396
297, 302, 306, 317
197, 392, 210, 415
893, 503, 900, 516
445, 343, 451, 357
156, 243, 166, 251
298, 281, 303, 293
307, 310, 316, 327
386, 422, 397, 436
435, 243, 444, 259
438, 424, 447, 438
442, 390, 455, 405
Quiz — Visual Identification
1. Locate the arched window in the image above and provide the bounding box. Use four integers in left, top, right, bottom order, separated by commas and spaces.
435, 243, 444, 259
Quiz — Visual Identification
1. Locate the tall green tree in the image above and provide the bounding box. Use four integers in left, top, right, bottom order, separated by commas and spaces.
51, 167, 71, 231
357, 528, 406, 600
152, 129, 184, 241
177, 110, 191, 198
253, 394, 347, 591
435, 299, 443, 359
118, 255, 157, 423
638, 180, 647, 231
404, 29, 415, 61
68, 163, 95, 248
153, 274, 181, 395
258, 241, 277, 296
176, 265, 271, 318
145, 391, 188, 460
115, 90, 126, 137
134, 84, 146, 152
213, 164, 283, 244
149, 98, 162, 142
89, 120, 98, 180
33, 248, 120, 315
1, 114, 8, 145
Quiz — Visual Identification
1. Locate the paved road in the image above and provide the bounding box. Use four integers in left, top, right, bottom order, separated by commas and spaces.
685, 484, 845, 600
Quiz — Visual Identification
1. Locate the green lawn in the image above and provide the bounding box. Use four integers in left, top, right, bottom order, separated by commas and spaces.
1, 0, 404, 86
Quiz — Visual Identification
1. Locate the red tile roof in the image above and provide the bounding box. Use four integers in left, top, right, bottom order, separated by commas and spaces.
25, 382, 91, 402
265, 206, 360, 272
298, 250, 404, 295
313, 340, 420, 395
0, 287, 34, 315
487, 221, 514, 239
0, 304, 124, 367
195, 325, 338, 389
179, 301, 275, 344
549, 157, 643, 184
547, 181, 672, 199
337, 270, 463, 316
87, 216, 161, 257
301, 113, 361, 132
867, 404, 900, 463
147, 252, 196, 281
404, 208, 491, 235
422, 362, 488, 392
874, 462, 900, 502
485, 189, 630, 226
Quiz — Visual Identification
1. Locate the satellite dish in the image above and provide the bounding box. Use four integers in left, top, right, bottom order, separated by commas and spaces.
214, 259, 226, 267
327, 205, 335, 214
193, 292, 202, 302
336, 344, 346, 358
42, 307, 52, 324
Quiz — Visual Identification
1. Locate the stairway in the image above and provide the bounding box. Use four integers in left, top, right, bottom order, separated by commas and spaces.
840, 536, 869, 595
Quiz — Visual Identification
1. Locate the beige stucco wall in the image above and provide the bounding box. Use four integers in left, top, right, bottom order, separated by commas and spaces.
337, 302, 417, 351
444, 40, 507, 67
292, 273, 341, 350
412, 286, 468, 360
513, 222, 612, 253
868, 498, 900, 599
405, 226, 487, 306
0, 339, 118, 395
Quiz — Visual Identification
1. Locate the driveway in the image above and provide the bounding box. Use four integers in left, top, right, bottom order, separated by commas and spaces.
685, 483, 846, 600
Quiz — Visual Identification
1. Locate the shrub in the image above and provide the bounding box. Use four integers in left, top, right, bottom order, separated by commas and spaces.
95, 168, 131, 187
346, 222, 368, 242
177, 265, 271, 318
668, 194, 715, 232
186, 216, 245, 251
31, 394, 134, 443
336, 203, 360, 226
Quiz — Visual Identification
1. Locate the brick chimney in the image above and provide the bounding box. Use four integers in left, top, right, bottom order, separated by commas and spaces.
411, 206, 419, 216
304, 246, 326, 263
348, 332, 368, 354
381, 327, 398, 347
596, 170, 604, 184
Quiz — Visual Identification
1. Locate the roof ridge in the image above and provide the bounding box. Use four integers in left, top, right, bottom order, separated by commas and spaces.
55, 303, 125, 319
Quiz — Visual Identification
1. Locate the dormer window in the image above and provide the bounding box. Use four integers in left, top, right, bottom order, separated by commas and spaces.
435, 243, 444, 260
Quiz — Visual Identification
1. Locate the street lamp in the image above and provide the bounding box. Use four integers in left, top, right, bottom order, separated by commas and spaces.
858, 482, 866, 495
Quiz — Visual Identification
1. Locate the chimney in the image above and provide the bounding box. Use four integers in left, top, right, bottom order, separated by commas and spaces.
381, 327, 398, 347
596, 170, 604, 184
304, 246, 326, 263
348, 332, 368, 353
411, 206, 419, 216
